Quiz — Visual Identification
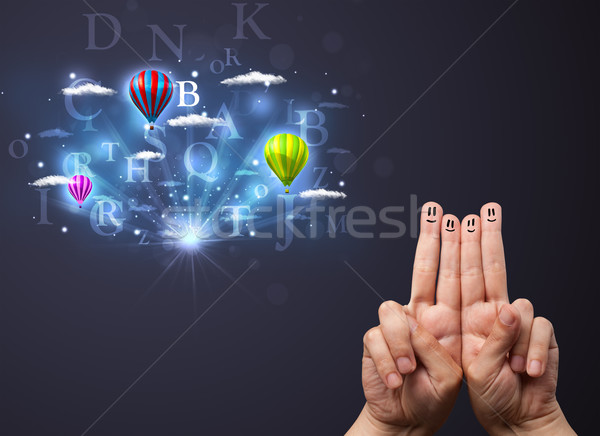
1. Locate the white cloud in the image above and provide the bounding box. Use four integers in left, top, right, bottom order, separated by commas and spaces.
38, 128, 73, 138
29, 175, 70, 187
61, 83, 117, 96
235, 169, 258, 176
299, 189, 347, 200
220, 71, 287, 87
166, 114, 224, 127
318, 102, 349, 109
129, 204, 156, 212
134, 150, 163, 160
326, 147, 350, 154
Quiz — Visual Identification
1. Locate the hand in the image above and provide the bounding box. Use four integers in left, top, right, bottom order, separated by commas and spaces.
348, 202, 463, 436
460, 203, 576, 435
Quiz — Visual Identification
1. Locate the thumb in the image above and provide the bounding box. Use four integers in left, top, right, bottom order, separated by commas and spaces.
470, 304, 521, 381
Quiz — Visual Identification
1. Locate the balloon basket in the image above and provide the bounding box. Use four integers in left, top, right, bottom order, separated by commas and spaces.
79, 205, 82, 208
285, 189, 289, 193
149, 125, 154, 130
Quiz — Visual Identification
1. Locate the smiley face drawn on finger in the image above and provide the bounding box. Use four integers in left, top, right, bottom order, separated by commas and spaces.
467, 218, 476, 232
486, 207, 496, 222
445, 218, 455, 232
426, 206, 437, 223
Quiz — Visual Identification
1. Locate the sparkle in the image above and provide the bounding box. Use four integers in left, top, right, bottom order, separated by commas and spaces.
24, 133, 31, 140
264, 81, 270, 87
250, 231, 256, 237
37, 161, 44, 168
339, 180, 345, 187
331, 88, 338, 95
216, 186, 221, 191
362, 114, 366, 117
183, 194, 189, 201
69, 73, 76, 79
252, 159, 259, 166
201, 111, 207, 116
191, 70, 199, 78
134, 229, 141, 235
257, 99, 261, 103
62, 144, 65, 148
144, 124, 150, 130
61, 226, 68, 233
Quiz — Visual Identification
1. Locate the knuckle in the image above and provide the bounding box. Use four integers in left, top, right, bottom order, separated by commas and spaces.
535, 316, 553, 331
483, 261, 506, 274
465, 363, 486, 386
514, 298, 533, 314
413, 260, 438, 274
461, 265, 483, 277
378, 300, 399, 317
363, 327, 380, 345
529, 343, 548, 356
376, 356, 394, 369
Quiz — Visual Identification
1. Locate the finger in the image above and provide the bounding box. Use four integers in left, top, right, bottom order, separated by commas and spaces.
363, 327, 403, 389
509, 299, 534, 373
469, 305, 521, 380
407, 315, 462, 383
410, 202, 443, 306
378, 301, 416, 374
480, 203, 508, 302
526, 317, 554, 378
461, 214, 484, 306
436, 214, 461, 310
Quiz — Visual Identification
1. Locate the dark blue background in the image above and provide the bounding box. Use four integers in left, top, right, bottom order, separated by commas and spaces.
1, 1, 598, 434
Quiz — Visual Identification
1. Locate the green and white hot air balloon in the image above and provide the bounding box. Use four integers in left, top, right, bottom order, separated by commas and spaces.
264, 133, 309, 193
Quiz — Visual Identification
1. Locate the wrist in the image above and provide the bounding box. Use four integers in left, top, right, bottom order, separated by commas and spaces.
487, 403, 576, 436
346, 405, 434, 436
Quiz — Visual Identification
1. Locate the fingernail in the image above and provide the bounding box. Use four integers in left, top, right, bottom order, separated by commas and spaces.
397, 357, 413, 374
528, 360, 542, 376
387, 373, 401, 388
499, 306, 516, 326
510, 355, 525, 372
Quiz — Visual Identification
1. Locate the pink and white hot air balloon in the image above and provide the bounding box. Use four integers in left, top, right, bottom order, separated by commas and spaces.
68, 175, 92, 208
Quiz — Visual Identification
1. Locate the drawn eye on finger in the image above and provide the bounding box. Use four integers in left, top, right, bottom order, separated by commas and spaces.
445, 218, 455, 232
426, 206, 437, 223
487, 207, 496, 222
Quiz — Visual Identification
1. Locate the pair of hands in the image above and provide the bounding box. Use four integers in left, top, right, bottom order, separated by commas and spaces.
347, 202, 575, 436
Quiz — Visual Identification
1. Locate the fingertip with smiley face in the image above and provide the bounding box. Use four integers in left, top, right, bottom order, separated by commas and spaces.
481, 202, 501, 229
461, 214, 480, 238
441, 214, 460, 240
421, 202, 443, 232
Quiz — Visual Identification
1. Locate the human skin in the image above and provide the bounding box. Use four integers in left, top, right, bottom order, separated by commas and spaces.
347, 202, 576, 435
347, 202, 463, 436
460, 203, 576, 435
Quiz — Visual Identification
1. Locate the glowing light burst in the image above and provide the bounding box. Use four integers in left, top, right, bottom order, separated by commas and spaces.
46, 77, 330, 309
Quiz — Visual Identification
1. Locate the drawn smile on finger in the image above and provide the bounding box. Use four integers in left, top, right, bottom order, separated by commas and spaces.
426, 206, 437, 223
467, 218, 476, 232
486, 207, 496, 222
445, 219, 455, 232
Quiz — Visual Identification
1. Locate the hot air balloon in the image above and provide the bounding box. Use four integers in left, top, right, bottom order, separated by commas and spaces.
264, 133, 309, 193
129, 70, 173, 130
68, 175, 92, 208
